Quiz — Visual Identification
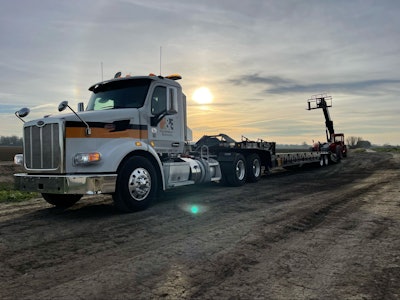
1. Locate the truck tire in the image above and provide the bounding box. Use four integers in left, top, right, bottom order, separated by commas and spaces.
246, 153, 261, 182
330, 146, 342, 163
42, 193, 82, 208
221, 154, 247, 187
342, 146, 348, 158
113, 156, 158, 212
320, 154, 329, 167
336, 146, 342, 161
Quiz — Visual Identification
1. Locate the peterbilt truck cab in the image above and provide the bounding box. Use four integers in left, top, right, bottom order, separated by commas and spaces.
14, 73, 221, 211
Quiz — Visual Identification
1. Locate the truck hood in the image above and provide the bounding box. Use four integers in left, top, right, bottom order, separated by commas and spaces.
24, 108, 141, 128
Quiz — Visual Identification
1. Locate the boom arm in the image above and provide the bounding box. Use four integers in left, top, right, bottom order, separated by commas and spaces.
307, 94, 334, 142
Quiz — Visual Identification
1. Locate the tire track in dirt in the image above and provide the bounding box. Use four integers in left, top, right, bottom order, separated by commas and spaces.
186, 154, 400, 299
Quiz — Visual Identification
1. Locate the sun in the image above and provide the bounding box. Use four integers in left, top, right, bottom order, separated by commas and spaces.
192, 87, 213, 105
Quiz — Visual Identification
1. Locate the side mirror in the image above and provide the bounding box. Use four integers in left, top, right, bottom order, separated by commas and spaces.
58, 100, 69, 112
16, 107, 30, 118
166, 87, 178, 115
15, 107, 30, 123
166, 96, 178, 115
58, 100, 91, 136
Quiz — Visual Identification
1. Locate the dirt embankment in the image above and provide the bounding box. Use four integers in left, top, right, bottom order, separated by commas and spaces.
0, 160, 23, 184
0, 152, 399, 299
0, 146, 22, 162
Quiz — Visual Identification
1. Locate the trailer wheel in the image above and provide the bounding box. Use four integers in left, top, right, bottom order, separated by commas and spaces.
330, 146, 342, 163
342, 147, 348, 158
336, 146, 342, 162
42, 193, 82, 208
324, 155, 329, 166
221, 154, 247, 187
113, 156, 158, 212
246, 153, 261, 182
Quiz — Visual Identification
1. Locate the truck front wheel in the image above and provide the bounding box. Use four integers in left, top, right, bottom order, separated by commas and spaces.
42, 193, 82, 208
113, 156, 158, 212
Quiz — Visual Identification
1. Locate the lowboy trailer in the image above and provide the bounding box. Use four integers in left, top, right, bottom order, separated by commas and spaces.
14, 73, 332, 212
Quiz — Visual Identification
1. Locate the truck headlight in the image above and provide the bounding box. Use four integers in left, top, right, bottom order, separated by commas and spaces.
14, 154, 24, 166
74, 152, 101, 165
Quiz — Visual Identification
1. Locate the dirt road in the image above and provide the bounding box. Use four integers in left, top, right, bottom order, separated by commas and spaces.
0, 152, 399, 299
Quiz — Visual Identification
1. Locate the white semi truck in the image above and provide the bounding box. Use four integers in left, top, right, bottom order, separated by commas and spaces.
14, 73, 331, 212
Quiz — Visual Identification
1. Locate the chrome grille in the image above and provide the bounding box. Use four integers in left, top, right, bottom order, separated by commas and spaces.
24, 122, 61, 170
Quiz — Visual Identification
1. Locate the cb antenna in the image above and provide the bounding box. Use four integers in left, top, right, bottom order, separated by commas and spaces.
100, 61, 104, 81
159, 46, 162, 75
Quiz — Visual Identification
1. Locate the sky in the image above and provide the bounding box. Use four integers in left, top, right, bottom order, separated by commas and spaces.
1, 0, 399, 145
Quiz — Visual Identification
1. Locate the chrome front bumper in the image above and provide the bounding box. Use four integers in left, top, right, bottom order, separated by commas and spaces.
14, 173, 117, 195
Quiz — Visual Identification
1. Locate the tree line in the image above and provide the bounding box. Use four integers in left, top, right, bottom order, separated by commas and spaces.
346, 136, 371, 148
0, 136, 23, 146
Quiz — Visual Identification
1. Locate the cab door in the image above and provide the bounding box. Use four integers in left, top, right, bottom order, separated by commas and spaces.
149, 85, 184, 154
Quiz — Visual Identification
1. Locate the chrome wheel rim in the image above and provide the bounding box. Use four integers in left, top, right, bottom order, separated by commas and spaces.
236, 160, 246, 181
252, 159, 261, 177
128, 168, 151, 201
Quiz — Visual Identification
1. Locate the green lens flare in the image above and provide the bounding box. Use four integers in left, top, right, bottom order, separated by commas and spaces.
190, 205, 199, 214
180, 203, 207, 215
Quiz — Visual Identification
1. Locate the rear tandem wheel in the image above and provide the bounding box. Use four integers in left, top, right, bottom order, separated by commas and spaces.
220, 153, 247, 187
246, 153, 261, 182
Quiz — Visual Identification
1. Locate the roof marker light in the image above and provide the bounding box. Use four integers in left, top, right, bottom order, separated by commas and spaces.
165, 74, 182, 80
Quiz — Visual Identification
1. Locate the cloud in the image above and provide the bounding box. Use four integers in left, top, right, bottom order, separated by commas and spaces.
0, 104, 19, 114
1, 1, 399, 145
228, 73, 294, 86
228, 74, 400, 95
265, 79, 400, 95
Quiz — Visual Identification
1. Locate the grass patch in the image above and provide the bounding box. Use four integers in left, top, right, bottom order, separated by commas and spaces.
0, 183, 38, 203
372, 147, 400, 153
352, 148, 366, 153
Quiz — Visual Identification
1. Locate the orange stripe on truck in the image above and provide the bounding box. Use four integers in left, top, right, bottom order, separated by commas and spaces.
66, 127, 148, 139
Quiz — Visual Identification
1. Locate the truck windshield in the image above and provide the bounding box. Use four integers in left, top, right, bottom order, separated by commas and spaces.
86, 78, 151, 111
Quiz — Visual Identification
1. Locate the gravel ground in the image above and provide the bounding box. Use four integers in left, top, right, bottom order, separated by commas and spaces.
0, 151, 399, 299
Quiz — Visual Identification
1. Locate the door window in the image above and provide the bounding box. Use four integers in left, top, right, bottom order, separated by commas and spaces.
151, 86, 167, 115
